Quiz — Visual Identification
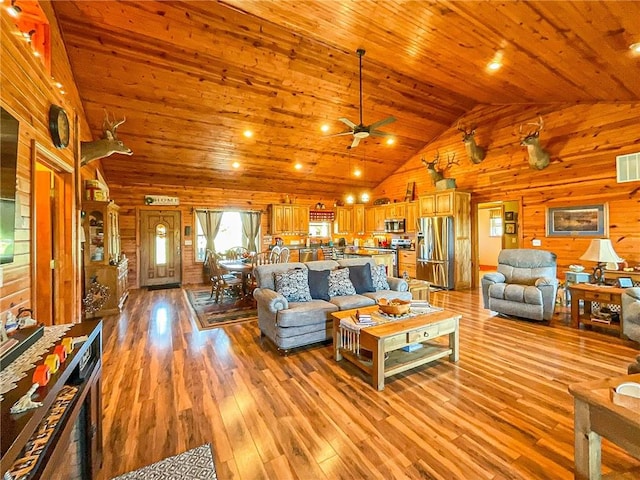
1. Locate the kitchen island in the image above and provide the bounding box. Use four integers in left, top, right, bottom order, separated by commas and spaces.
343, 247, 396, 277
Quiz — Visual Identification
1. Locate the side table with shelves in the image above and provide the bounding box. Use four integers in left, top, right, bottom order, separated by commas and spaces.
568, 284, 626, 338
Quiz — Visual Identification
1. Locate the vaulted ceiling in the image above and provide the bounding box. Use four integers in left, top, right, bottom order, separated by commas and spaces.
53, 1, 640, 197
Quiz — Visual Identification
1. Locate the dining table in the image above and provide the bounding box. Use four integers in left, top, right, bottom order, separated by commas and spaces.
218, 259, 254, 296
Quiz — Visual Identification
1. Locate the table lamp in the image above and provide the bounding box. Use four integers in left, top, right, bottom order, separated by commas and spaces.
579, 239, 621, 285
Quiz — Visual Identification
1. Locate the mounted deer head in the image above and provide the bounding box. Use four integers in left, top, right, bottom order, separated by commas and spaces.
519, 116, 550, 170
81, 111, 133, 166
422, 151, 459, 185
457, 121, 486, 164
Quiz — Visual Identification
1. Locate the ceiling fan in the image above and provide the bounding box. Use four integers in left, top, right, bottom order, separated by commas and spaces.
326, 48, 396, 149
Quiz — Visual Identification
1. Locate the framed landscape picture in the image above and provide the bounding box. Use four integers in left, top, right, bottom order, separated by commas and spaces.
545, 204, 608, 237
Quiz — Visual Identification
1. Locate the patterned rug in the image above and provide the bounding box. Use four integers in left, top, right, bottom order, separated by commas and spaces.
185, 287, 257, 330
112, 444, 217, 479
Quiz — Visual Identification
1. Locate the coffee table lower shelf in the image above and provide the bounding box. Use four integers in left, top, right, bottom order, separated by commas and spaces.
339, 342, 452, 378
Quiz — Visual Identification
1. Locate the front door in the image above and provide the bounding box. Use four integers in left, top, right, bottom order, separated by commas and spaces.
139, 210, 181, 287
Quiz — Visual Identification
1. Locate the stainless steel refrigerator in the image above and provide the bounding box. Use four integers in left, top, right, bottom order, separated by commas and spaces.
416, 216, 454, 289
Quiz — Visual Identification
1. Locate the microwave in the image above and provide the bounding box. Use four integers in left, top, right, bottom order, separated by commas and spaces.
384, 218, 405, 233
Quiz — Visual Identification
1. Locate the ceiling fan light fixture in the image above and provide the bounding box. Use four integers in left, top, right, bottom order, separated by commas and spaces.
386, 137, 395, 145
630, 42, 640, 54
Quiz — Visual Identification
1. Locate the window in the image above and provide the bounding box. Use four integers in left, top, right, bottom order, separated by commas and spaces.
155, 224, 167, 265
489, 209, 503, 237
195, 212, 245, 262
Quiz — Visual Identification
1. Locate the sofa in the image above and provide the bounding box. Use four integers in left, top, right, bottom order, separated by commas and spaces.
481, 249, 558, 321
622, 287, 640, 342
253, 257, 410, 351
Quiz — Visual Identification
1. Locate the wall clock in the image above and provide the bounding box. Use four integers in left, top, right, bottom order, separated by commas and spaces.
48, 104, 70, 149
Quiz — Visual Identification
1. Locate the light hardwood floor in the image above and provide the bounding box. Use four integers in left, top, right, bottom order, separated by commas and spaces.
98, 287, 639, 479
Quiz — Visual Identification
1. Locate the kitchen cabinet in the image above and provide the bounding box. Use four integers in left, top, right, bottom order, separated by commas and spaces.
419, 190, 463, 216
353, 204, 365, 234
335, 206, 354, 234
374, 207, 386, 232
398, 249, 417, 279
406, 202, 418, 232
385, 202, 406, 219
365, 207, 376, 233
270, 204, 309, 234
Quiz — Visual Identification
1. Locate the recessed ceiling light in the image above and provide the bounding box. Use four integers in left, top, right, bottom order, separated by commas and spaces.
7, 2, 21, 18
354, 168, 361, 177
294, 163, 302, 170
361, 192, 370, 202
232, 162, 240, 168
243, 130, 253, 138
487, 50, 504, 71
55, 82, 63, 89
345, 194, 354, 204
386, 137, 395, 145
321, 124, 329, 132
630, 43, 640, 53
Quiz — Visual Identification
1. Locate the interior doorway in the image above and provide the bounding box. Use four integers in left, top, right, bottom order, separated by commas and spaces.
139, 210, 182, 287
32, 142, 75, 325
474, 199, 521, 287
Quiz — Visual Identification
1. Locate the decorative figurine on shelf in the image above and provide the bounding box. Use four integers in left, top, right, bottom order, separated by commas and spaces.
83, 276, 110, 315
10, 383, 43, 414
16, 308, 37, 329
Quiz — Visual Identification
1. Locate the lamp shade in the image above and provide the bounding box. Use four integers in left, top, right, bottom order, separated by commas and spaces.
579, 239, 621, 263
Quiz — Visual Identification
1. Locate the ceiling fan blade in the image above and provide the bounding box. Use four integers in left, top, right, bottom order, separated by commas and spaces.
369, 130, 393, 137
368, 116, 396, 130
349, 136, 361, 149
338, 117, 357, 129
324, 130, 354, 138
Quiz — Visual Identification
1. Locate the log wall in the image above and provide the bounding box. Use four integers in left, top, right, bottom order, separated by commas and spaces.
0, 4, 87, 324
373, 103, 640, 274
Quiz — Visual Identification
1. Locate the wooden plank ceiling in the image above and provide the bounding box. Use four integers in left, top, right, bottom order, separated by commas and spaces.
53, 1, 640, 197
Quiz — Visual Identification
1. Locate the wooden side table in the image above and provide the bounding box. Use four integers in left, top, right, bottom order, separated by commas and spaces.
407, 279, 430, 303
568, 283, 626, 337
568, 374, 640, 479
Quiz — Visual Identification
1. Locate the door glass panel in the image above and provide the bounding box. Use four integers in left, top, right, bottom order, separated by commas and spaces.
155, 224, 167, 265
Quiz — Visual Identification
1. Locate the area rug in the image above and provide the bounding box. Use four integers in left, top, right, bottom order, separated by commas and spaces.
185, 287, 257, 330
112, 444, 217, 479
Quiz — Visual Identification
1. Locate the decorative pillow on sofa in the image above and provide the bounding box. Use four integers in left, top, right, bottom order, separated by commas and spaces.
308, 269, 330, 301
348, 263, 375, 294
372, 264, 390, 291
328, 268, 356, 297
274, 268, 312, 302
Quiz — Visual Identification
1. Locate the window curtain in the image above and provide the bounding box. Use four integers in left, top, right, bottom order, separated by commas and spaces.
196, 210, 224, 255
240, 211, 261, 253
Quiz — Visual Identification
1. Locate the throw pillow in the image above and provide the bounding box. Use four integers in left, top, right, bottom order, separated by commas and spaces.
328, 268, 356, 297
274, 268, 312, 302
372, 264, 390, 291
307, 269, 330, 301
348, 263, 375, 294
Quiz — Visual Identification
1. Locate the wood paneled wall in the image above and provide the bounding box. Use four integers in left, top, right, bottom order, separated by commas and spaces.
374, 103, 640, 272
0, 3, 85, 324
107, 186, 337, 287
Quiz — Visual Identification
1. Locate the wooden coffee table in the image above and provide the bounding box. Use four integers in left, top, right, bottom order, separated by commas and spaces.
332, 305, 460, 391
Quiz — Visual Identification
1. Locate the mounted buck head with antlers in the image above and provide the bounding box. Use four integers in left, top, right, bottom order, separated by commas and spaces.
422, 151, 459, 186
81, 111, 133, 166
519, 116, 550, 170
457, 121, 486, 164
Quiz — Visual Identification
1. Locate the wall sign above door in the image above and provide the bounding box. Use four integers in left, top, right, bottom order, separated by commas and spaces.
144, 195, 179, 206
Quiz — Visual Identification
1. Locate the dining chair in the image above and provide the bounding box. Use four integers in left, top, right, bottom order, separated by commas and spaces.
248, 251, 273, 291
278, 246, 290, 263
269, 246, 282, 263
226, 246, 250, 260
207, 252, 243, 302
